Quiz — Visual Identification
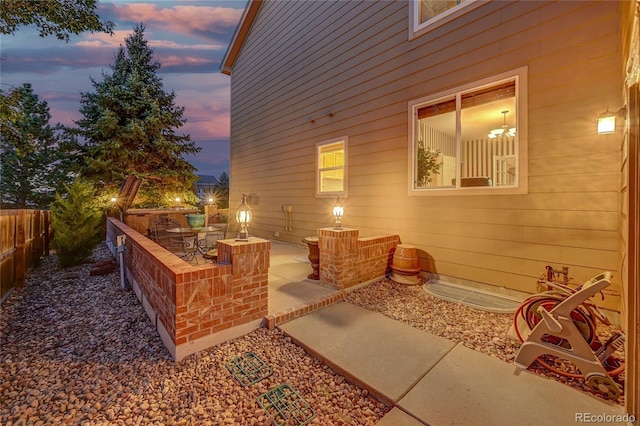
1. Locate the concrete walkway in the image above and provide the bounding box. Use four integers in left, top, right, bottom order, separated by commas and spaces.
267, 240, 337, 315
279, 302, 627, 426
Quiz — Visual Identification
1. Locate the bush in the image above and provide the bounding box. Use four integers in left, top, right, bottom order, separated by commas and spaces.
51, 179, 103, 267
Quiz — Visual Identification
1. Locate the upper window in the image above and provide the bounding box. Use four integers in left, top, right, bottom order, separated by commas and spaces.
408, 68, 528, 196
409, 0, 480, 39
316, 137, 347, 197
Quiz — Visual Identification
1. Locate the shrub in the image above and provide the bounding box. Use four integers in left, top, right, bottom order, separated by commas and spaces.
51, 179, 103, 267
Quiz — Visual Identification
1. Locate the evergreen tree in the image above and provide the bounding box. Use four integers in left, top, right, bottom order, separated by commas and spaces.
51, 179, 102, 267
76, 24, 200, 208
0, 83, 78, 208
215, 172, 230, 208
0, 0, 114, 42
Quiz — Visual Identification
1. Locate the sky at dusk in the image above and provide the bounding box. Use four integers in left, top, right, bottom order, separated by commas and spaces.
0, 0, 248, 178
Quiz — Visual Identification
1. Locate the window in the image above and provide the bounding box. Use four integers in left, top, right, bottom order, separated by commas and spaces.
419, 0, 466, 23
409, 0, 481, 39
408, 68, 527, 195
316, 137, 347, 196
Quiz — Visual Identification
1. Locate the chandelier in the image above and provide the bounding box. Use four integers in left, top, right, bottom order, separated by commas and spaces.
488, 110, 516, 139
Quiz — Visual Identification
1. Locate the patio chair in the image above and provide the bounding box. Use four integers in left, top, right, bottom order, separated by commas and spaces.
197, 224, 227, 263
152, 216, 199, 265
174, 231, 199, 265
207, 212, 228, 229
152, 216, 178, 245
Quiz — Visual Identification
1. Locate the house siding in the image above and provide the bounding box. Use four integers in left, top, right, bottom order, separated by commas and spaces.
228, 0, 624, 310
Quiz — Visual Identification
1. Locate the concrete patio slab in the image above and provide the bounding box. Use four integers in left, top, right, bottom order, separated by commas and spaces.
375, 407, 425, 426
269, 261, 315, 283
397, 343, 625, 426
267, 241, 338, 316
268, 274, 338, 314
279, 302, 456, 404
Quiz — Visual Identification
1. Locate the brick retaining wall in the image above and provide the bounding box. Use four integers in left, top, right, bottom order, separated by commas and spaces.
318, 227, 400, 290
106, 218, 269, 361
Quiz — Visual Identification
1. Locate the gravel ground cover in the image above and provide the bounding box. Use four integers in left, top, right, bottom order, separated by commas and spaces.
0, 246, 387, 426
1, 244, 626, 425
344, 278, 626, 406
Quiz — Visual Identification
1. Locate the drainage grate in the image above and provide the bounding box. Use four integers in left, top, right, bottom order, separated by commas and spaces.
257, 384, 315, 426
226, 352, 273, 387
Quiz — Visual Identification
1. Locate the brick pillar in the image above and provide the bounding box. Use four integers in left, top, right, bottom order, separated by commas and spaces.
217, 237, 271, 324
318, 227, 359, 290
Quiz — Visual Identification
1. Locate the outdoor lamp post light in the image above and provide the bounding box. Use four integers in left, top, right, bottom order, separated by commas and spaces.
107, 197, 120, 219
236, 194, 252, 241
332, 197, 344, 229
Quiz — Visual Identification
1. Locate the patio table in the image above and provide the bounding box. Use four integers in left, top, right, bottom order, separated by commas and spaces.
168, 225, 226, 254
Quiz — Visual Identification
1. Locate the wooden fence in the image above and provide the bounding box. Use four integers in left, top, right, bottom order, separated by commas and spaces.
0, 210, 51, 303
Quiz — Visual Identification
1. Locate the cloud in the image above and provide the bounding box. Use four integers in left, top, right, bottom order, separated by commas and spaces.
0, 47, 114, 74
102, 3, 243, 40
74, 30, 133, 48
1, 45, 222, 75
157, 54, 216, 73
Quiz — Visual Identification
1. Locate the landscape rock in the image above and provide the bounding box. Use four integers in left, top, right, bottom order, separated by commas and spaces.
0, 245, 387, 425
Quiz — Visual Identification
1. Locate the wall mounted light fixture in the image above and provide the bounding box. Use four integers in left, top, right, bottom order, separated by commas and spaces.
597, 106, 626, 135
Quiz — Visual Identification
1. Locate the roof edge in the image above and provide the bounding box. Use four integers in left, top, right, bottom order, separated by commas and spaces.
220, 0, 263, 75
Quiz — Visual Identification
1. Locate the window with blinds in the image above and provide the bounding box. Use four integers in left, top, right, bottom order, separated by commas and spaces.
408, 68, 527, 195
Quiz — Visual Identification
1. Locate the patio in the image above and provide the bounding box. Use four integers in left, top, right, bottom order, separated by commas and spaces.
190, 238, 345, 325
1, 239, 628, 424
264, 240, 343, 319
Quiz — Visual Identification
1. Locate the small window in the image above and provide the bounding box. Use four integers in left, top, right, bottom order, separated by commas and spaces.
409, 0, 481, 40
419, 0, 466, 23
316, 137, 347, 196
408, 68, 528, 196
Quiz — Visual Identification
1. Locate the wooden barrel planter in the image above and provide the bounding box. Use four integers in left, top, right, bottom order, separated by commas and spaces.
390, 244, 421, 285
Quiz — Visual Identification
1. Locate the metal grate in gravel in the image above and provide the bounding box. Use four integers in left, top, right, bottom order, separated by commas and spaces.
226, 352, 273, 386
257, 384, 315, 426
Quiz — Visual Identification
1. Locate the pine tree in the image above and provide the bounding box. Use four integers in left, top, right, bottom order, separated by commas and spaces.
0, 83, 77, 208
50, 179, 102, 267
215, 172, 230, 208
76, 25, 200, 208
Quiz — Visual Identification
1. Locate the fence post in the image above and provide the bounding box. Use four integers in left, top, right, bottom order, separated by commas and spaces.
33, 210, 42, 265
44, 211, 50, 256
15, 210, 26, 287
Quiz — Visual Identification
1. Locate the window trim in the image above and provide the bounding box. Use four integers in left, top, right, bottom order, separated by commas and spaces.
407, 67, 528, 196
316, 136, 348, 198
409, 0, 483, 41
